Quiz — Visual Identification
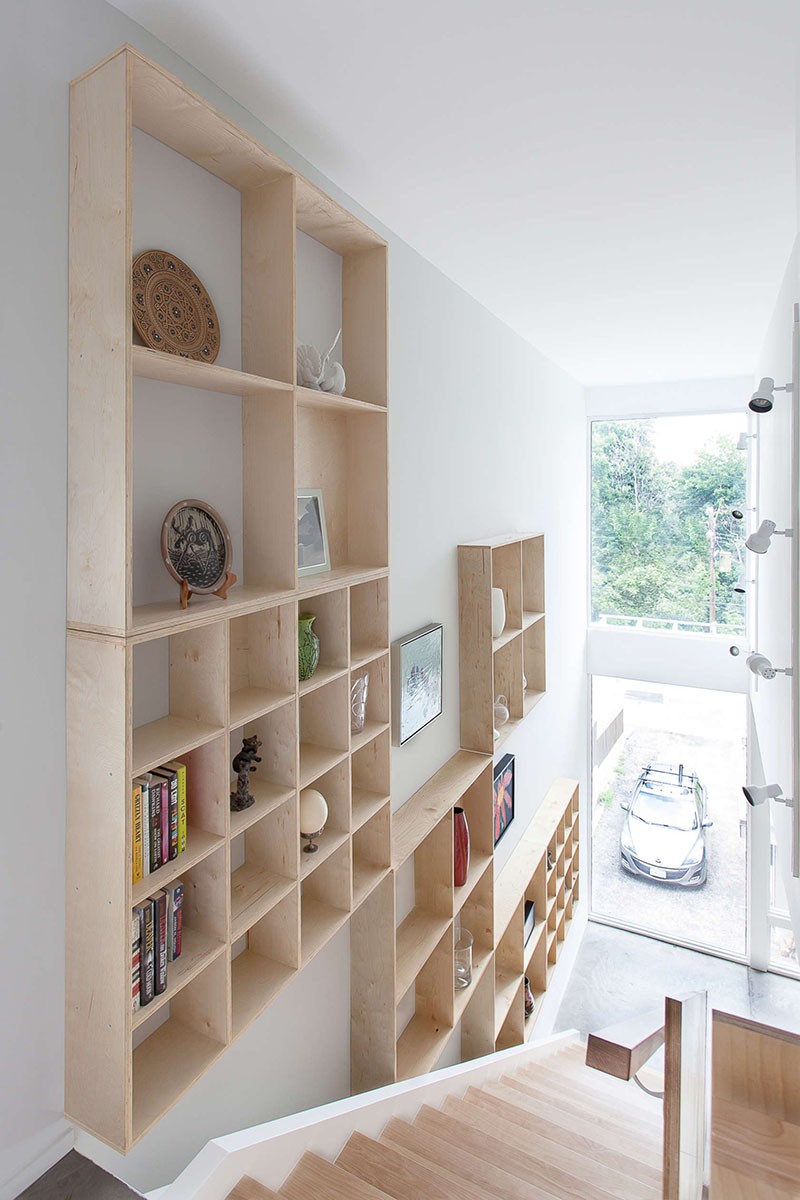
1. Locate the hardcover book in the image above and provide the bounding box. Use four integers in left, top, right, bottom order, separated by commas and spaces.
164, 879, 184, 961
164, 760, 187, 854
147, 775, 163, 872
140, 777, 151, 879
131, 912, 141, 1012
134, 900, 155, 1006
131, 781, 144, 885
153, 890, 168, 995
153, 766, 179, 861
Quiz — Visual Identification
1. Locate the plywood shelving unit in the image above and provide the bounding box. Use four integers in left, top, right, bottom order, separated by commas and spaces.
352, 759, 580, 1092
67, 45, 390, 1152
458, 534, 546, 755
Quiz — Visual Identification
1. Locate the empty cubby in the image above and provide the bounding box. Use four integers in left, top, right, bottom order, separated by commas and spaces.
460, 961, 496, 1062
350, 576, 389, 667
352, 804, 391, 908
300, 840, 352, 965
396, 925, 454, 1081
522, 535, 545, 617
299, 675, 349, 789
351, 730, 390, 831
395, 816, 454, 1002
229, 604, 296, 727
230, 886, 300, 1036
230, 796, 298, 940
523, 616, 546, 709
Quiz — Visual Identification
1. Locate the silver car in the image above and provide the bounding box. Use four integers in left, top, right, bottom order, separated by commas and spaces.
619, 764, 713, 887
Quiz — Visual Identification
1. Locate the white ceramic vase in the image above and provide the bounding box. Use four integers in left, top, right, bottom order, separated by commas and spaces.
491, 587, 506, 639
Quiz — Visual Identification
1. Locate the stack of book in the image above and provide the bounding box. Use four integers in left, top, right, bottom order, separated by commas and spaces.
132, 880, 183, 1011
131, 761, 187, 884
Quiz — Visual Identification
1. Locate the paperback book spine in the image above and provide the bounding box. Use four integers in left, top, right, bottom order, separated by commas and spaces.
131, 782, 143, 885
165, 880, 184, 961
140, 778, 151, 879
148, 777, 162, 873
165, 761, 187, 854
135, 901, 155, 1006
159, 778, 169, 867
131, 912, 141, 1012
153, 890, 168, 995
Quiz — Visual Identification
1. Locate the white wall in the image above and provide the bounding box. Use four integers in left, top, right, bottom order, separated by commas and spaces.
0, 1, 587, 1195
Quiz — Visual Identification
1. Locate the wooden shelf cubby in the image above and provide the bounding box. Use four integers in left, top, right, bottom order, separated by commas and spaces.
67, 45, 391, 1152
458, 534, 546, 754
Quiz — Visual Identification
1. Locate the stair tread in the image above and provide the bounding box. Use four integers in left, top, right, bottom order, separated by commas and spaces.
279, 1153, 394, 1200
383, 1116, 562, 1200
431, 1099, 661, 1200
227, 1180, 281, 1200
462, 1084, 663, 1166
521, 1057, 665, 1113
338, 1130, 488, 1200
513, 1063, 664, 1127
494, 1075, 662, 1136
438, 1099, 662, 1190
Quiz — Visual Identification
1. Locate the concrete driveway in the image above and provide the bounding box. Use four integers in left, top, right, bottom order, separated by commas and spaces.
591, 723, 747, 957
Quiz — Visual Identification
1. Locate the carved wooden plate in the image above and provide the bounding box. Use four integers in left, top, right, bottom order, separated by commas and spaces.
161, 500, 232, 593
132, 249, 220, 362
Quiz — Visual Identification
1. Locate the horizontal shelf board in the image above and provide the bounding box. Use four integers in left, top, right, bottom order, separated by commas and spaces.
299, 742, 349, 790
133, 344, 292, 398
492, 628, 522, 653
453, 853, 493, 915
132, 1018, 226, 1144
352, 788, 391, 832
524, 921, 547, 971
230, 686, 295, 729
295, 384, 387, 415
395, 909, 451, 1000
132, 828, 224, 907
460, 532, 542, 550
133, 929, 226, 1030
296, 564, 388, 598
230, 866, 296, 941
230, 781, 295, 839
301, 896, 350, 966
295, 175, 387, 254
522, 610, 545, 629
300, 828, 349, 879
231, 950, 297, 1038
350, 646, 389, 672
396, 1013, 454, 1082
353, 862, 390, 909
299, 664, 348, 697
132, 715, 224, 776
393, 751, 491, 867
495, 968, 522, 1039
129, 585, 297, 641
351, 720, 389, 755
453, 942, 493, 1024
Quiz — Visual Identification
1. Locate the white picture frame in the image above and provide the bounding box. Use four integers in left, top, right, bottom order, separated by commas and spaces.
392, 623, 443, 745
297, 488, 331, 577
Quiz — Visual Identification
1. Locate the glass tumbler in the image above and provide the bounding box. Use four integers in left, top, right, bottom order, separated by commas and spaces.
454, 929, 474, 989
350, 672, 369, 734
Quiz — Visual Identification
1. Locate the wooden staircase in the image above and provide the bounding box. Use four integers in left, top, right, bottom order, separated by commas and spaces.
228, 1041, 664, 1200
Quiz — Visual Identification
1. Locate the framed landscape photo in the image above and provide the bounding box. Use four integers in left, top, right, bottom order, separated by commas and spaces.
493, 753, 515, 846
297, 488, 330, 577
392, 623, 443, 745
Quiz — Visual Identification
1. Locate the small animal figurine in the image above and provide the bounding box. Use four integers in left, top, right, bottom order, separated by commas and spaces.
230, 734, 262, 812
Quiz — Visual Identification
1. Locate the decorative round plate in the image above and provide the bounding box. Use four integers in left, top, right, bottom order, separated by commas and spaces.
161, 500, 232, 593
132, 250, 220, 362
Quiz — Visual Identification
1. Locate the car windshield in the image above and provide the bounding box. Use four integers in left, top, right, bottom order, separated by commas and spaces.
630, 790, 698, 831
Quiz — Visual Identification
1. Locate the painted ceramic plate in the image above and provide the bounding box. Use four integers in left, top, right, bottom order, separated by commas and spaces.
161, 500, 232, 593
132, 249, 220, 362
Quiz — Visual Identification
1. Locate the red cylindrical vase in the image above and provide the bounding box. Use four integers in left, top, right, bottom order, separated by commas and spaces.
454, 806, 470, 887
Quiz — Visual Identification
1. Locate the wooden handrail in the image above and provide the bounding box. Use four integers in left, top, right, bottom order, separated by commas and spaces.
586, 1007, 666, 1081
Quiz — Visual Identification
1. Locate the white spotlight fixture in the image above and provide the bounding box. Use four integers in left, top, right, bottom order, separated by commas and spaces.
733, 571, 752, 595
749, 377, 793, 414
746, 651, 792, 680
731, 506, 754, 521
736, 433, 756, 450
745, 519, 793, 554
742, 783, 791, 807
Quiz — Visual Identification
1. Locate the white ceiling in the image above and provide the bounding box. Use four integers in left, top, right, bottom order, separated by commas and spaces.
111, 0, 799, 385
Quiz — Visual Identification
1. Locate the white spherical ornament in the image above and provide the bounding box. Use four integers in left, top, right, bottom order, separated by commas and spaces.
299, 787, 328, 835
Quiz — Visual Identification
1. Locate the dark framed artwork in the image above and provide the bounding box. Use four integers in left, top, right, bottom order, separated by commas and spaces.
297, 488, 330, 577
493, 753, 515, 846
392, 623, 443, 745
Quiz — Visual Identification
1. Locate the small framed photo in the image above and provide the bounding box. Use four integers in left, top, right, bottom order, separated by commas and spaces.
297, 488, 330, 577
493, 753, 515, 846
392, 623, 443, 746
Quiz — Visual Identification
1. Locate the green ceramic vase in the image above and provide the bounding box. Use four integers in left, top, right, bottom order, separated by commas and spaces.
298, 612, 321, 682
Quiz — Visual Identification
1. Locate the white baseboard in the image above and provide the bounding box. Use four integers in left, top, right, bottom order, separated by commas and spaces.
0, 1124, 74, 1200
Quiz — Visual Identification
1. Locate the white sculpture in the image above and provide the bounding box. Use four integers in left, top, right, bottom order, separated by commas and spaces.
296, 328, 347, 394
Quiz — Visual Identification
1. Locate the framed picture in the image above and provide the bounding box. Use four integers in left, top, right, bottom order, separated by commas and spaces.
493, 753, 515, 846
392, 623, 443, 746
297, 488, 330, 577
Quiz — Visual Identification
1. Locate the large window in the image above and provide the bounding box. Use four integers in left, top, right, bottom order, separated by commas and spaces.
592, 414, 746, 634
